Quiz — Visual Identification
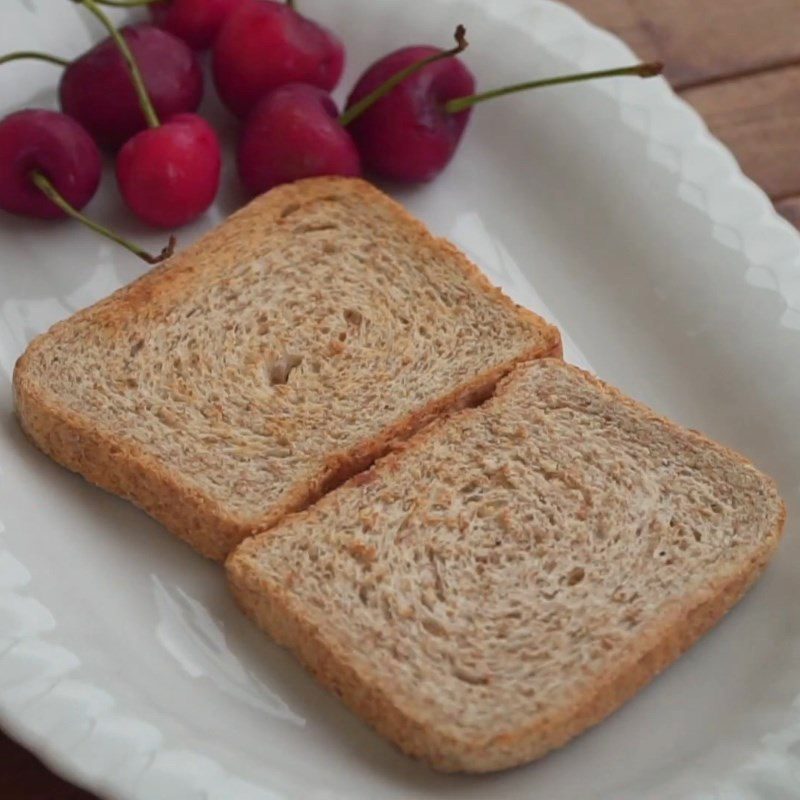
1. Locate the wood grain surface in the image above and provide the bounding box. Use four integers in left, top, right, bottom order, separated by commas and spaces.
3, 1, 799, 798
569, 0, 800, 87
568, 0, 800, 226
777, 196, 800, 229
682, 66, 800, 200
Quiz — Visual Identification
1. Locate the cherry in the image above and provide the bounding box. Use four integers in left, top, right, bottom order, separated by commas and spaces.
59, 23, 203, 150
0, 110, 100, 220
346, 45, 474, 184
148, 0, 247, 49
237, 84, 360, 196
235, 27, 469, 195
0, 109, 171, 262
346, 47, 663, 183
213, 0, 344, 119
117, 113, 221, 228
73, 0, 222, 228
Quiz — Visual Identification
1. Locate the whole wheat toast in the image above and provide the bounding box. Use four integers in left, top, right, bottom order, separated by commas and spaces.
13, 177, 560, 560
227, 359, 785, 772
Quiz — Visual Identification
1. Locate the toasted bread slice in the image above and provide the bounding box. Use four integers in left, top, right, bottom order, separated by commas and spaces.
227, 359, 785, 772
13, 177, 560, 560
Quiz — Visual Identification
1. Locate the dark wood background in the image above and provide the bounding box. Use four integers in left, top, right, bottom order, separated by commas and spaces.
569, 0, 800, 229
3, 1, 799, 796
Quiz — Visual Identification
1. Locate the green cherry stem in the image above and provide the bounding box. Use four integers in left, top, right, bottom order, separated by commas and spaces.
0, 51, 70, 68
339, 24, 468, 127
74, 0, 160, 128
445, 61, 663, 114
285, 0, 295, 7
31, 171, 175, 264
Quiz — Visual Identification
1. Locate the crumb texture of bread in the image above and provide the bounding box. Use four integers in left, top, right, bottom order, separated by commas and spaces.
227, 359, 785, 772
13, 177, 559, 560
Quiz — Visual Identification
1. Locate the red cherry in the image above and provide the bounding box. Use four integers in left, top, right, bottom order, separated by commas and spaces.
0, 108, 173, 262
237, 83, 360, 196
346, 46, 475, 183
116, 114, 221, 228
0, 109, 100, 219
213, 0, 344, 119
149, 0, 247, 50
59, 24, 203, 150
346, 41, 663, 183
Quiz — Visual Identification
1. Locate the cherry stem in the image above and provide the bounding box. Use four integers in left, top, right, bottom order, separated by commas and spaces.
0, 51, 70, 68
74, 0, 160, 128
285, 0, 295, 7
444, 61, 663, 114
31, 171, 175, 264
339, 24, 468, 127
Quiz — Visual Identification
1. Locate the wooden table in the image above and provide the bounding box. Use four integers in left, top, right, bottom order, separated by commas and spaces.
3, 1, 799, 797
569, 0, 800, 229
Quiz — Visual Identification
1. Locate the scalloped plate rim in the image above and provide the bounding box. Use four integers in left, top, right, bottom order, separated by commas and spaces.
0, 1, 799, 799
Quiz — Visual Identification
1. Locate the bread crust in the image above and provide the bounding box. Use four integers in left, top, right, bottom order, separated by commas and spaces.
12, 177, 560, 560
226, 360, 786, 772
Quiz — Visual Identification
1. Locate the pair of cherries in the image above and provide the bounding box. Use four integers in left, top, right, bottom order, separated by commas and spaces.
237, 26, 662, 194
138, 0, 346, 119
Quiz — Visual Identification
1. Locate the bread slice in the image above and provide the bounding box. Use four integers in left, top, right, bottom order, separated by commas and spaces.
227, 359, 786, 773
13, 177, 559, 560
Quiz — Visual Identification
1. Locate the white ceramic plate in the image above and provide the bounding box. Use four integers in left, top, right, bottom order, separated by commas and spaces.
2, 1, 799, 798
